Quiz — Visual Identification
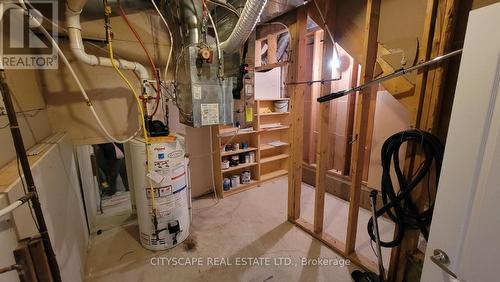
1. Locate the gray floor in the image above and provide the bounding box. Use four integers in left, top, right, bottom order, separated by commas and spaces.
84, 177, 391, 282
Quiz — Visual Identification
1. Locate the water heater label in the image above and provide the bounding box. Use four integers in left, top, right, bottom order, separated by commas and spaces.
201, 103, 219, 125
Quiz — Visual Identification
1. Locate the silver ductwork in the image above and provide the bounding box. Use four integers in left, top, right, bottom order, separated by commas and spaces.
180, 0, 201, 44
220, 0, 268, 53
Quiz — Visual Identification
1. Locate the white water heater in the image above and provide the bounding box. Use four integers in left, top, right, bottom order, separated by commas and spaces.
127, 135, 190, 251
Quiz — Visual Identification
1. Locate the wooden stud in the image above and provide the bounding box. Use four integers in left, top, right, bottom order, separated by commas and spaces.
255, 39, 262, 68
295, 218, 379, 274
419, 0, 459, 133
342, 60, 359, 175
389, 0, 459, 281
287, 5, 308, 221
308, 30, 324, 164
313, 0, 335, 234
13, 240, 38, 282
345, 0, 381, 255
211, 125, 223, 198
267, 34, 278, 64
386, 0, 438, 278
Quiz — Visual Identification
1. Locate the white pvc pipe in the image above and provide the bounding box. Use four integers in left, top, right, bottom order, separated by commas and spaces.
0, 201, 23, 218
13, 2, 141, 143
66, 0, 149, 82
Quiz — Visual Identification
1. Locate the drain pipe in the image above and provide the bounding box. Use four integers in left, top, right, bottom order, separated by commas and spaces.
66, 0, 149, 82
219, 0, 267, 54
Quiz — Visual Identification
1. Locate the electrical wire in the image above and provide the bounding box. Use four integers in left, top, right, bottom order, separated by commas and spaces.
367, 129, 444, 248
149, 0, 174, 82
102, 1, 157, 220
202, 0, 223, 78
117, 0, 162, 117
260, 22, 291, 62
14, 1, 141, 143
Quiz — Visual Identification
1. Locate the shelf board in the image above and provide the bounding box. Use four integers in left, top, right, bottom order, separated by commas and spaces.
261, 169, 288, 181
221, 147, 258, 157
223, 180, 259, 197
222, 162, 258, 173
260, 143, 289, 151
256, 112, 290, 116
255, 98, 290, 101
218, 128, 257, 137
261, 154, 289, 164
254, 62, 288, 72
259, 125, 290, 132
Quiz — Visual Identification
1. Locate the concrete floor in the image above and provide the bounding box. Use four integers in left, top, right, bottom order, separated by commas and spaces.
93, 191, 135, 233
84, 177, 388, 282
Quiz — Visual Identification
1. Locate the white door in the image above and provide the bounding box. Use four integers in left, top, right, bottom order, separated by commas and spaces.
421, 3, 500, 281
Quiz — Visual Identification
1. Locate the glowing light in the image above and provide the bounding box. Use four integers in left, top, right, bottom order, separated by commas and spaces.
330, 48, 340, 70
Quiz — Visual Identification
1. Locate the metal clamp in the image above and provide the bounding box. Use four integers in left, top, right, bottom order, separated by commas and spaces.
430, 249, 458, 279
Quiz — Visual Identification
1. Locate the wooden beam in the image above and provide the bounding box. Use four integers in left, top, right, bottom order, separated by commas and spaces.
255, 39, 262, 68
287, 5, 308, 221
345, 0, 380, 255
388, 0, 459, 280
211, 125, 224, 199
419, 0, 459, 133
387, 0, 439, 278
256, 8, 298, 39
342, 59, 359, 175
295, 218, 379, 273
267, 34, 278, 64
308, 30, 324, 164
313, 0, 335, 233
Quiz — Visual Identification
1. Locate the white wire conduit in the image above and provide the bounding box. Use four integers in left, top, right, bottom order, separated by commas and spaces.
0, 200, 23, 218
219, 0, 268, 54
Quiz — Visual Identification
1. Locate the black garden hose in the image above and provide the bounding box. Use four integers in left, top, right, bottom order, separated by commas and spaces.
367, 130, 444, 248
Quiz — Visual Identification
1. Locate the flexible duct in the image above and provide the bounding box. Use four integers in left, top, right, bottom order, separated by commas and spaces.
65, 0, 149, 82
219, 0, 267, 53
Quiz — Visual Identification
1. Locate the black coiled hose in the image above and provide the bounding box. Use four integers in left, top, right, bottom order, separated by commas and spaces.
367, 130, 444, 248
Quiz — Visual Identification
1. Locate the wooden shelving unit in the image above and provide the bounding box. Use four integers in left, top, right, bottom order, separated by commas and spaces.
211, 98, 291, 198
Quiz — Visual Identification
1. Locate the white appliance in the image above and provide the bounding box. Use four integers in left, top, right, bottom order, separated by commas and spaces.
127, 135, 190, 251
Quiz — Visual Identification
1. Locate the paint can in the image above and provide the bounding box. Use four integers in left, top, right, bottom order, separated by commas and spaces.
241, 171, 251, 184
230, 155, 239, 167
239, 153, 246, 164
242, 142, 249, 149
274, 100, 289, 113
223, 178, 231, 191
233, 143, 240, 150
231, 175, 240, 187
221, 158, 230, 169
249, 151, 256, 163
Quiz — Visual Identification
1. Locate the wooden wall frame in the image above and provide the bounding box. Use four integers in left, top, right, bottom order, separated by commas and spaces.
281, 0, 460, 280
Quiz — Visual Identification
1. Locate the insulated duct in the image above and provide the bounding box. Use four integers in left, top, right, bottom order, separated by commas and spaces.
65, 0, 149, 81
219, 0, 268, 53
